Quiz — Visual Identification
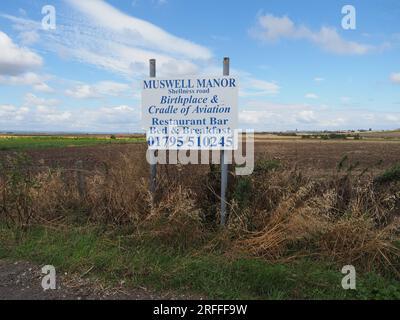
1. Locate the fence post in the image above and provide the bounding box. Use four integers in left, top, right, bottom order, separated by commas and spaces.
220, 57, 230, 226
149, 59, 157, 196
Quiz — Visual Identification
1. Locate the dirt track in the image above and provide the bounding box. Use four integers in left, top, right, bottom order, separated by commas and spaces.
0, 259, 194, 300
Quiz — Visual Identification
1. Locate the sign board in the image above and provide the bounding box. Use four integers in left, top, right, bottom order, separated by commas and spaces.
142, 77, 238, 150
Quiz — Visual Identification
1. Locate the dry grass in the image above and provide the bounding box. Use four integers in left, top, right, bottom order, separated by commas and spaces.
235, 170, 400, 275
1, 150, 399, 275
85, 153, 149, 225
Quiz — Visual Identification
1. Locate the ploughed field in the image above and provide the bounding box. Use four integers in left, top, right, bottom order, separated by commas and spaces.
0, 136, 399, 177
254, 139, 400, 176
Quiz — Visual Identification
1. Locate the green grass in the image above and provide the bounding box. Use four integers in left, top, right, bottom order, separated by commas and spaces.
0, 136, 145, 151
1, 224, 399, 300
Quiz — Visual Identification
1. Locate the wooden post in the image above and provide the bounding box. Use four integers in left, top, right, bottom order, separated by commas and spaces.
220, 57, 230, 226
149, 59, 157, 195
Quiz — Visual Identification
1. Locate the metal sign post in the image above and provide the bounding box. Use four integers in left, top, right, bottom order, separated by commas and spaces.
220, 57, 229, 226
149, 59, 157, 195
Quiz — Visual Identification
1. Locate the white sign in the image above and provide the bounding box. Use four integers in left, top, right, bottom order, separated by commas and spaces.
142, 77, 238, 150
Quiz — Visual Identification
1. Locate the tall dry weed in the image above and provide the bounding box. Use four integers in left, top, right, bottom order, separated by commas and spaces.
141, 184, 205, 248
237, 169, 400, 274
1, 151, 399, 274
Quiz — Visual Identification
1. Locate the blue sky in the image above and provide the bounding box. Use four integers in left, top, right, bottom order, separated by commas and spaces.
0, 0, 399, 132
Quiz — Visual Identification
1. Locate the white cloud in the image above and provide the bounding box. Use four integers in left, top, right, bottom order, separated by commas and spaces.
95, 81, 130, 95
2, 97, 399, 132
238, 100, 400, 131
33, 82, 53, 92
239, 110, 271, 125
3, 0, 210, 79
239, 101, 323, 129
36, 105, 72, 123
251, 14, 375, 55
0, 100, 71, 128
363, 113, 375, 121
386, 114, 400, 122
0, 72, 53, 92
68, 0, 210, 60
0, 31, 42, 75
71, 105, 139, 131
65, 85, 97, 99
305, 93, 318, 99
24, 93, 58, 107
240, 78, 280, 97
18, 30, 40, 45
0, 104, 17, 117
253, 14, 295, 42
310, 27, 371, 55
0, 104, 29, 122
296, 110, 317, 123
318, 117, 346, 127
65, 81, 131, 99
5, 103, 137, 132
314, 77, 324, 82
390, 73, 400, 84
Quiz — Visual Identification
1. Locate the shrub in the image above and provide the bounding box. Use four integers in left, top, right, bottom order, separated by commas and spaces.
374, 164, 400, 185
255, 159, 281, 173
0, 153, 38, 228
233, 177, 253, 209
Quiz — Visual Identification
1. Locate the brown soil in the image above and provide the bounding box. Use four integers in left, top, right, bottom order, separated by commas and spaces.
1, 140, 398, 173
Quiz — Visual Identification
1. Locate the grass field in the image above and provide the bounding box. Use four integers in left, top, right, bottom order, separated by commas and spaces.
0, 135, 145, 151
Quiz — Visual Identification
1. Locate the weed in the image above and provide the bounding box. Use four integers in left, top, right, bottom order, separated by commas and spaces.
374, 164, 400, 185
254, 159, 281, 173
